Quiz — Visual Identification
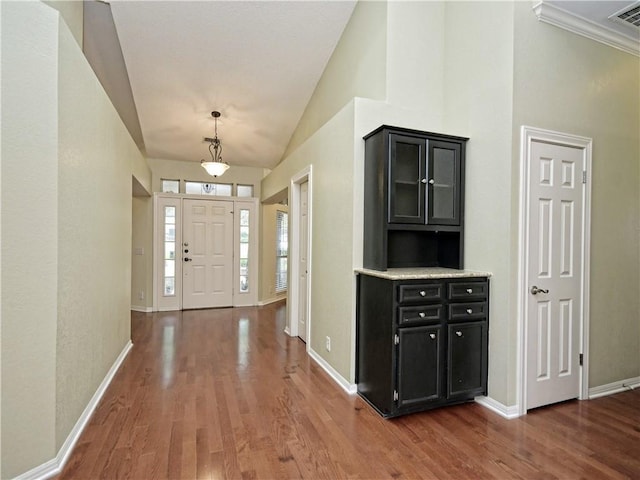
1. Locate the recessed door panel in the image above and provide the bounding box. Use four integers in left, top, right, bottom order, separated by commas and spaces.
527, 140, 583, 410
183, 198, 233, 309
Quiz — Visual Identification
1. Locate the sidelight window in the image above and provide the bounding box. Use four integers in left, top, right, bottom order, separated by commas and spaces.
163, 206, 176, 296
275, 211, 288, 292
239, 209, 250, 293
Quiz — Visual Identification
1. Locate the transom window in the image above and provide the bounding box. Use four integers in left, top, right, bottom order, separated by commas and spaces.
237, 184, 254, 197
185, 181, 232, 196
161, 179, 180, 193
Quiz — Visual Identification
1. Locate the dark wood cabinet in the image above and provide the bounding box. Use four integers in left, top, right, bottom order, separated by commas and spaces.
427, 140, 462, 226
447, 321, 488, 398
388, 134, 427, 224
358, 124, 487, 418
397, 325, 443, 408
364, 126, 467, 271
356, 274, 489, 418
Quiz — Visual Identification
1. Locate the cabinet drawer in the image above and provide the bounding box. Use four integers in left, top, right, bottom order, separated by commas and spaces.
448, 302, 487, 321
398, 283, 443, 304
448, 281, 488, 301
398, 305, 443, 325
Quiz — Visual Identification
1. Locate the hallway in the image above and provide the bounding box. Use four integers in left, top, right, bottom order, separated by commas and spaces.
56, 303, 640, 479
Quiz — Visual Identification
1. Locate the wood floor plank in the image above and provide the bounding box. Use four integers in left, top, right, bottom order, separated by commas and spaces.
55, 303, 640, 479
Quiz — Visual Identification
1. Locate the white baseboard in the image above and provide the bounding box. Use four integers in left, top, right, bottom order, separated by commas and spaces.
258, 295, 286, 306
131, 305, 152, 312
15, 341, 134, 480
475, 395, 521, 419
589, 376, 640, 399
308, 348, 357, 395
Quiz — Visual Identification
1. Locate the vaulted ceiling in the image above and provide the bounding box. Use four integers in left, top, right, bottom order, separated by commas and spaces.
86, 1, 638, 172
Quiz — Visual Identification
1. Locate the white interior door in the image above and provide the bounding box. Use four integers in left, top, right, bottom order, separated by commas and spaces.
298, 181, 309, 342
182, 198, 233, 309
526, 140, 584, 410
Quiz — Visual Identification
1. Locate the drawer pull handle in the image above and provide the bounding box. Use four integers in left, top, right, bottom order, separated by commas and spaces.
419, 290, 426, 297
419, 312, 426, 318
429, 333, 436, 339
466, 288, 473, 294
456, 331, 463, 337
466, 308, 473, 314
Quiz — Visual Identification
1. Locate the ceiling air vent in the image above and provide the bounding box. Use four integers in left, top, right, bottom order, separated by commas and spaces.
610, 1, 640, 29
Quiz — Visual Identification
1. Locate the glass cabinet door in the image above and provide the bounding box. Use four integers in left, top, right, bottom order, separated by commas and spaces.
388, 134, 426, 224
427, 140, 461, 225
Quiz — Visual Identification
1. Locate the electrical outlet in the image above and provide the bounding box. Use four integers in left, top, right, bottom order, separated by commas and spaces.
325, 336, 331, 352
138, 290, 144, 300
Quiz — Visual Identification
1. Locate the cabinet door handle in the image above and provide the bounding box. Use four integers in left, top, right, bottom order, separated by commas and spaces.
421, 178, 427, 184
456, 331, 463, 337
419, 290, 426, 297
466, 308, 473, 314
466, 288, 473, 294
429, 333, 436, 339
419, 312, 426, 318
428, 179, 435, 185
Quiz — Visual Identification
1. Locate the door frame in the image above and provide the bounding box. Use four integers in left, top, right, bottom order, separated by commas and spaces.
152, 193, 259, 311
287, 166, 313, 347
517, 126, 592, 416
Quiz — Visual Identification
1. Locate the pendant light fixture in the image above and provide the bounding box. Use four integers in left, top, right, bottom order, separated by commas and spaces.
200, 111, 229, 177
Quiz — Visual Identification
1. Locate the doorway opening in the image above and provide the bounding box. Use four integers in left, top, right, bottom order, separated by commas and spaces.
288, 166, 313, 347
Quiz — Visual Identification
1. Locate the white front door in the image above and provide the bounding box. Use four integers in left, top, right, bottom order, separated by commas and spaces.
298, 181, 309, 342
182, 198, 233, 309
526, 140, 584, 410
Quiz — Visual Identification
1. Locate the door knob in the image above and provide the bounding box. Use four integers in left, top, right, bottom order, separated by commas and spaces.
530, 285, 549, 295
184, 257, 192, 262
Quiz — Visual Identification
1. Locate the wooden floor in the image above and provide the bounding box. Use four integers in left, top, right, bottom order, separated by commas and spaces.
57, 302, 640, 479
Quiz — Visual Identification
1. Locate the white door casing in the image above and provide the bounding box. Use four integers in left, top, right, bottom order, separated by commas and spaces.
288, 166, 312, 346
518, 126, 592, 414
298, 181, 309, 342
182, 198, 233, 309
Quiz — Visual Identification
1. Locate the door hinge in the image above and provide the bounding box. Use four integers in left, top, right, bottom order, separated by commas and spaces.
394, 390, 399, 402
579, 353, 583, 366
394, 334, 399, 345
582, 171, 587, 184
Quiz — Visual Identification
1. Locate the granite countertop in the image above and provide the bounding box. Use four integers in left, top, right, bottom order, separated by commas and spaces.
355, 267, 491, 280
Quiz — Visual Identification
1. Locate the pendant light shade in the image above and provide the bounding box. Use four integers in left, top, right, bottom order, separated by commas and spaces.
200, 111, 229, 177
